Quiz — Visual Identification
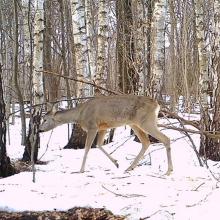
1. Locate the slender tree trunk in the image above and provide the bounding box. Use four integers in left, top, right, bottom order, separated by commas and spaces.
59, 0, 72, 107
71, 0, 88, 97
0, 64, 15, 177
44, 0, 54, 102
22, 0, 44, 162
151, 0, 166, 98
94, 0, 108, 94
13, 0, 27, 145
168, 0, 177, 111
181, 2, 190, 109
85, 0, 95, 84
145, 1, 153, 96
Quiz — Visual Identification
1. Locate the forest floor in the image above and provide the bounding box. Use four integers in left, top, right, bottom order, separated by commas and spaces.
0, 207, 125, 220
0, 115, 220, 219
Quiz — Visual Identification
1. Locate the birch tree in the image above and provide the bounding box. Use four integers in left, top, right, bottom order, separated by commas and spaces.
71, 0, 89, 96
85, 0, 95, 82
151, 0, 166, 98
94, 0, 108, 93
23, 0, 44, 162
13, 0, 27, 145
195, 0, 210, 158
65, 0, 90, 149
199, 0, 220, 160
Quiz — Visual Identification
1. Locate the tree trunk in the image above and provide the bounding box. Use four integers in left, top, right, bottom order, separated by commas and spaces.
94, 0, 108, 94
44, 0, 55, 102
195, 0, 211, 158
85, 0, 95, 84
199, 0, 220, 160
66, 0, 90, 149
151, 0, 166, 98
71, 0, 88, 97
0, 64, 15, 177
64, 123, 97, 149
168, 0, 177, 111
59, 0, 72, 107
22, 0, 44, 162
145, 1, 153, 96
116, 0, 137, 94
13, 0, 27, 145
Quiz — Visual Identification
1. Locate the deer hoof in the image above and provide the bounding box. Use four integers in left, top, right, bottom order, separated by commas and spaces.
165, 169, 172, 176
80, 168, 85, 173
125, 167, 133, 172
114, 160, 119, 168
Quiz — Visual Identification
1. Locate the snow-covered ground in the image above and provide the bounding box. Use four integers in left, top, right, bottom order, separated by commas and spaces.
0, 116, 220, 219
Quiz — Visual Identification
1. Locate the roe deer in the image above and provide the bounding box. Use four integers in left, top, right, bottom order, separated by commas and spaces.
39, 95, 173, 175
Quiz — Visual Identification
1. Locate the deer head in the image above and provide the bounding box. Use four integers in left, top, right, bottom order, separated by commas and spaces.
39, 103, 59, 132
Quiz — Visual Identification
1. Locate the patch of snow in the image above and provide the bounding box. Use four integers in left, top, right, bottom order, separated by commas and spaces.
1, 118, 219, 219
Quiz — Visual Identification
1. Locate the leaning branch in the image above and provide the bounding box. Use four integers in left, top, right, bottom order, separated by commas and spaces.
161, 109, 200, 130
38, 70, 122, 95
158, 124, 220, 140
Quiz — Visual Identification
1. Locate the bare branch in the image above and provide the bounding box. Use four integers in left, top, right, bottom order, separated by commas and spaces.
39, 70, 122, 95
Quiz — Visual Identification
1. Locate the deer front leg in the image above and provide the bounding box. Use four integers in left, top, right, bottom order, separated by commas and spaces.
80, 128, 97, 173
97, 130, 119, 168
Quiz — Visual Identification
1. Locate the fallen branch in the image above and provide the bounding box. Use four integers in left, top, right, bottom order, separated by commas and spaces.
102, 185, 146, 198
158, 124, 220, 140
192, 182, 205, 191
161, 109, 200, 130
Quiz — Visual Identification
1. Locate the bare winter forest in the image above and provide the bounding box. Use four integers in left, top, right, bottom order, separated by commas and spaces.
0, 0, 220, 219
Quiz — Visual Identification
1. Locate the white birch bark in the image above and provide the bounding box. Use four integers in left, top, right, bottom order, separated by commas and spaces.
22, 0, 31, 62
33, 0, 44, 105
85, 0, 95, 79
71, 0, 89, 96
95, 0, 108, 93
151, 0, 166, 97
195, 0, 209, 107
21, 0, 31, 100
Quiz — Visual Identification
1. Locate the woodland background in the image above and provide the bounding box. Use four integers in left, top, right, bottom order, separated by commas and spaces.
0, 0, 220, 177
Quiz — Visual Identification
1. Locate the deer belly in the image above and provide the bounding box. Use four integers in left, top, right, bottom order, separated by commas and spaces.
98, 121, 124, 130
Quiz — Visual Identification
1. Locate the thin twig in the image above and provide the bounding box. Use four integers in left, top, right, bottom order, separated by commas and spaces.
39, 69, 122, 95
110, 136, 133, 155
38, 129, 54, 160
102, 185, 146, 198
178, 117, 203, 166
158, 124, 220, 140
192, 182, 205, 191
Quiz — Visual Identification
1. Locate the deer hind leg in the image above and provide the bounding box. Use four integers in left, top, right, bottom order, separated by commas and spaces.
140, 122, 173, 175
80, 128, 97, 173
125, 125, 151, 172
97, 130, 119, 168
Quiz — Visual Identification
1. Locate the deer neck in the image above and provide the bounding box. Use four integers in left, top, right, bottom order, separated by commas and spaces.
55, 106, 82, 125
